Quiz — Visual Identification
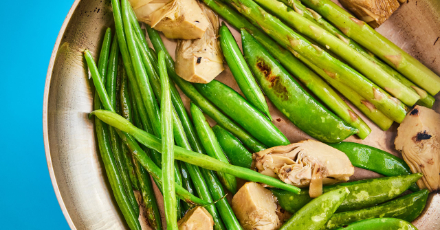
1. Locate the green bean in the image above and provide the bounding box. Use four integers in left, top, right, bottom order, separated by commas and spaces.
104, 36, 139, 216
191, 103, 238, 194
85, 44, 209, 207
138, 41, 229, 230
86, 29, 142, 230
146, 25, 266, 153
195, 80, 289, 147
158, 50, 178, 229
212, 125, 252, 168
179, 163, 195, 215
119, 69, 140, 190
120, 0, 162, 136
219, 24, 271, 120
92, 110, 301, 194
123, 73, 162, 230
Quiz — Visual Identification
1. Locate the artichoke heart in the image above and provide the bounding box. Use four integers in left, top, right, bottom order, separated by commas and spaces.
129, 0, 209, 39
254, 140, 354, 198
338, 0, 400, 28
395, 105, 440, 192
175, 3, 224, 83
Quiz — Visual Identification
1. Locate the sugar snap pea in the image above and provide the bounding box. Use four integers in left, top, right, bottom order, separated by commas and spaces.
146, 25, 266, 153
195, 80, 289, 147
272, 174, 422, 214
92, 110, 301, 194
159, 50, 178, 229
191, 103, 238, 194
242, 29, 359, 142
335, 218, 417, 230
323, 189, 429, 229
85, 44, 209, 207
328, 142, 418, 191
219, 24, 271, 120
86, 29, 141, 230
280, 188, 349, 230
212, 125, 252, 168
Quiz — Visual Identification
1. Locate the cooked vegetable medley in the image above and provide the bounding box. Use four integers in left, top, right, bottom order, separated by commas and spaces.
81, 0, 440, 229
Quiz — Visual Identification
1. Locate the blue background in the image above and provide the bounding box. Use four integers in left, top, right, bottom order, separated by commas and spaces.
0, 1, 74, 229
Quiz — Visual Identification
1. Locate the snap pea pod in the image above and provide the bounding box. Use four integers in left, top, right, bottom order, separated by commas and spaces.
328, 142, 418, 191
86, 43, 209, 207
128, 82, 163, 230
242, 30, 358, 142
272, 174, 422, 213
159, 50, 178, 230
119, 69, 140, 190
191, 103, 238, 194
212, 125, 252, 168
195, 80, 289, 147
92, 110, 301, 194
335, 218, 417, 230
203, 0, 371, 139
219, 24, 271, 120
280, 188, 349, 230
146, 25, 266, 153
87, 30, 141, 230
104, 36, 139, 216
323, 189, 429, 229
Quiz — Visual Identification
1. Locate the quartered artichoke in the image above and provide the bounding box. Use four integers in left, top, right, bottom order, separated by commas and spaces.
395, 105, 440, 192
175, 3, 224, 83
338, 0, 401, 28
129, 0, 209, 39
254, 140, 354, 197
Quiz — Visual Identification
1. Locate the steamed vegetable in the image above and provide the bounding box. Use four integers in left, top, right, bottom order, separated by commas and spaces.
147, 25, 266, 152
328, 142, 419, 191
222, 0, 409, 123
335, 218, 417, 230
253, 0, 420, 106
324, 189, 429, 229
212, 125, 252, 168
191, 103, 238, 194
255, 140, 354, 197
159, 50, 178, 229
175, 3, 224, 83
395, 105, 440, 192
203, 0, 371, 139
300, 0, 440, 96
92, 109, 302, 194
195, 80, 289, 147
280, 188, 349, 230
219, 24, 271, 120
272, 174, 422, 213
85, 30, 142, 230
232, 182, 280, 230
242, 30, 362, 141
129, 0, 209, 39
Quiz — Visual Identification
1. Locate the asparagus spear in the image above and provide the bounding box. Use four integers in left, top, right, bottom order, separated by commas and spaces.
300, 56, 394, 131
253, 0, 420, 106
279, 0, 435, 108
202, 0, 370, 138
300, 0, 440, 96
221, 0, 408, 123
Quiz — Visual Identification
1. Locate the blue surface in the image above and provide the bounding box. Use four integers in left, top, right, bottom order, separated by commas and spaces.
0, 1, 74, 229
